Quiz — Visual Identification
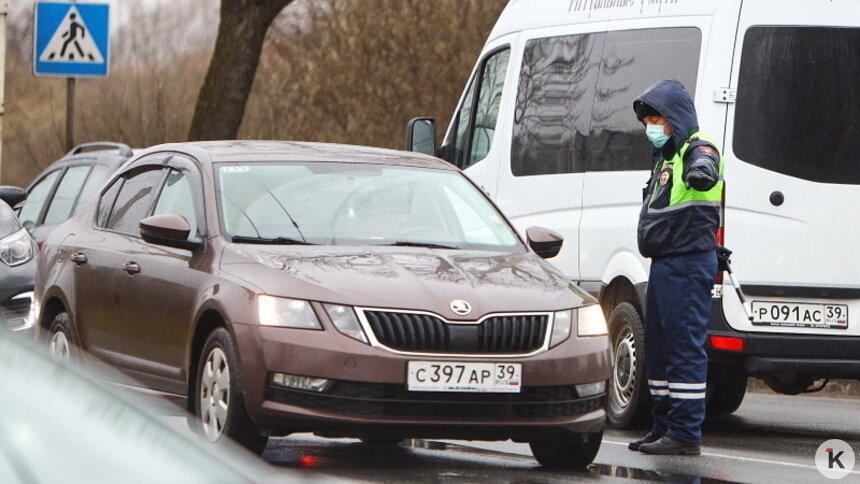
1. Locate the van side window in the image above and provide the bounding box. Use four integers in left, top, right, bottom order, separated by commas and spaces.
588, 27, 701, 172
511, 34, 603, 176
448, 47, 512, 169
735, 26, 860, 184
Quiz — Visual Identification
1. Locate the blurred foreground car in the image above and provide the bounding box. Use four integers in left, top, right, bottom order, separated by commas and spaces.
14, 142, 133, 245
0, 197, 36, 336
0, 330, 289, 483
35, 141, 611, 468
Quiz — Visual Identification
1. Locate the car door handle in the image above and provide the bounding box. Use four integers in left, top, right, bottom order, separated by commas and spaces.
123, 262, 141, 275
70, 253, 87, 265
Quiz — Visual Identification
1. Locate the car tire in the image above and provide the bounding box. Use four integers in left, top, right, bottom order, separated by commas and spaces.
606, 302, 650, 429
47, 312, 80, 365
194, 328, 269, 455
706, 371, 747, 416
529, 431, 602, 469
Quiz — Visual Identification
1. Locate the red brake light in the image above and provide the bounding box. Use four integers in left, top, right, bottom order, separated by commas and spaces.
709, 335, 745, 351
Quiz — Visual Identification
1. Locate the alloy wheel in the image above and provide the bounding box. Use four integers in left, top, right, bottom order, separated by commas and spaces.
200, 347, 230, 442
49, 331, 71, 363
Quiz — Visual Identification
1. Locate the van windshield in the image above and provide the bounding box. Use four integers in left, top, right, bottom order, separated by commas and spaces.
734, 26, 860, 184
216, 162, 523, 252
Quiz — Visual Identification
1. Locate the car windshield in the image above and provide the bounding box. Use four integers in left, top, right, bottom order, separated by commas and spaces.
216, 162, 523, 252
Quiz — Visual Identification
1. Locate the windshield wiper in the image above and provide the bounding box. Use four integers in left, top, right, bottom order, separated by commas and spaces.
231, 235, 317, 245
385, 241, 462, 250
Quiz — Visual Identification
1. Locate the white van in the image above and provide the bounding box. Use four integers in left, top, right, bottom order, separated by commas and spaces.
407, 0, 860, 428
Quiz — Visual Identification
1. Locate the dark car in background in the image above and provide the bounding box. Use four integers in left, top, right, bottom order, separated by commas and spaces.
0, 197, 36, 337
16, 142, 133, 245
35, 141, 611, 468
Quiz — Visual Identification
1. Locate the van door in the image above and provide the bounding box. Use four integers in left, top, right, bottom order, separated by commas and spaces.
439, 34, 517, 200
494, 23, 608, 280
579, 20, 711, 287
722, 0, 860, 336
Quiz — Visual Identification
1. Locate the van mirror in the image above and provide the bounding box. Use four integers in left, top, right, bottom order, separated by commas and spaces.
0, 186, 27, 207
140, 214, 200, 251
526, 226, 564, 259
406, 117, 437, 156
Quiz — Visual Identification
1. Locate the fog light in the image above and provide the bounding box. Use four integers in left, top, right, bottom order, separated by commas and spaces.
4, 291, 35, 332
576, 380, 606, 397
271, 373, 332, 392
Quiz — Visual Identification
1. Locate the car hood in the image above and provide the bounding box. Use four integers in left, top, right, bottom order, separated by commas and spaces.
220, 245, 588, 320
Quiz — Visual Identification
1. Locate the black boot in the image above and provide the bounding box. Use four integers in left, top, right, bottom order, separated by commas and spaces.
639, 436, 701, 455
627, 433, 662, 451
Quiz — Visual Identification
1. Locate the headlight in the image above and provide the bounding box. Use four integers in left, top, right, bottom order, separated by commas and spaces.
550, 310, 573, 347
577, 304, 607, 336
257, 296, 322, 329
323, 304, 368, 344
0, 229, 34, 267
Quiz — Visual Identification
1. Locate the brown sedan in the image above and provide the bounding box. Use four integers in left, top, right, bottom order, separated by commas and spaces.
35, 141, 611, 468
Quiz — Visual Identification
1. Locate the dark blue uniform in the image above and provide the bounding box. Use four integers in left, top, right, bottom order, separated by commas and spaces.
634, 80, 723, 446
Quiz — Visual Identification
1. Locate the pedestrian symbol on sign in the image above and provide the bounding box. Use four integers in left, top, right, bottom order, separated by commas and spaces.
39, 6, 104, 63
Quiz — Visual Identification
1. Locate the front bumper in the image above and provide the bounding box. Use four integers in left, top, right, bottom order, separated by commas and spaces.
231, 322, 611, 439
707, 298, 860, 378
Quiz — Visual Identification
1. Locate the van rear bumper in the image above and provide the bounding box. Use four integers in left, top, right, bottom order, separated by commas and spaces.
706, 298, 860, 378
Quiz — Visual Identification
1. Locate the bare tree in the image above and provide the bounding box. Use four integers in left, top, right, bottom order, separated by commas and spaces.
187, 0, 295, 141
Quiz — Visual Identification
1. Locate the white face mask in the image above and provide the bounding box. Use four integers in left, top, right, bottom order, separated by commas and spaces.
645, 124, 670, 148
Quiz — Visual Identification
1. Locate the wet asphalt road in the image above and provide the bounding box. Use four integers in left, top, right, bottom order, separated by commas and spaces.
161, 391, 860, 483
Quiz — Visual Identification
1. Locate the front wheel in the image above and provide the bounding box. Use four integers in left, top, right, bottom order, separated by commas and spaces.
529, 432, 602, 469
194, 328, 268, 454
606, 302, 650, 428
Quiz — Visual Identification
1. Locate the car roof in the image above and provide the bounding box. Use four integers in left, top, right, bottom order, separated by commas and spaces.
38, 144, 133, 175
163, 141, 458, 171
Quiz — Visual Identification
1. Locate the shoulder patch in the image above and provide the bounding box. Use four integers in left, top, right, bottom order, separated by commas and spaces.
696, 145, 718, 157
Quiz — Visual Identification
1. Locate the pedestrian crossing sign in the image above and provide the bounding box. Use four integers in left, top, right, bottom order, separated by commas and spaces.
34, 2, 110, 77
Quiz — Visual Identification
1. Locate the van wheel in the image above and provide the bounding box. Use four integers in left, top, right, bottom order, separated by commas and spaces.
606, 302, 649, 428
529, 431, 602, 469
193, 328, 268, 454
47, 312, 79, 365
706, 371, 747, 416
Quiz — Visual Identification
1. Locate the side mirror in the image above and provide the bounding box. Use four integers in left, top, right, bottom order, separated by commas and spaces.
406, 117, 437, 156
0, 186, 27, 207
140, 214, 200, 251
526, 226, 564, 259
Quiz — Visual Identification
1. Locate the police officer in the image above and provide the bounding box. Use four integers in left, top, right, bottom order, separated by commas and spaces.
627, 79, 724, 456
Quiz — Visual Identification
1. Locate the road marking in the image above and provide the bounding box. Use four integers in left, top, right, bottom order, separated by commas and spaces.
603, 439, 860, 475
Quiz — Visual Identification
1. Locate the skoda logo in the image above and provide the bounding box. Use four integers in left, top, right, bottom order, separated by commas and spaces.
450, 300, 472, 316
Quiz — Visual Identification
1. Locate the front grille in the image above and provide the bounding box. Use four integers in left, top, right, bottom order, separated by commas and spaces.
267, 380, 605, 420
363, 311, 549, 354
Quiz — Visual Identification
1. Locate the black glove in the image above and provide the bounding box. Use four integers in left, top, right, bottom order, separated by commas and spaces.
686, 167, 717, 191
716, 245, 732, 272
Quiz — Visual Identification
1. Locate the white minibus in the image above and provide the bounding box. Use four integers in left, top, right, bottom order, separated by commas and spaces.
407, 0, 860, 428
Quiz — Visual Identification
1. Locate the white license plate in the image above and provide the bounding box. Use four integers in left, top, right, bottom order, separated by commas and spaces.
407, 361, 521, 393
751, 301, 848, 329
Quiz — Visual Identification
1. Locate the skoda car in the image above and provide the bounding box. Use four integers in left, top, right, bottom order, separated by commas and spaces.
34, 141, 610, 468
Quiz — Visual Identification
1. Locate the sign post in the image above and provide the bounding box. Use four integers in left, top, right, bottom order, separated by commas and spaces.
33, 2, 110, 150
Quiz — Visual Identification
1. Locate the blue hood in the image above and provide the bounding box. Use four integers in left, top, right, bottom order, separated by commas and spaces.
634, 79, 699, 155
